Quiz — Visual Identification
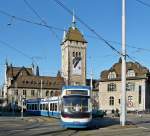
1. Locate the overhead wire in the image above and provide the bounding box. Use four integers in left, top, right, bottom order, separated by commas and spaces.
52, 0, 141, 64
135, 0, 150, 8
0, 0, 147, 66
108, 40, 150, 53
1, 4, 148, 55
52, 0, 121, 57
0, 9, 64, 32
23, 0, 60, 41
0, 40, 38, 65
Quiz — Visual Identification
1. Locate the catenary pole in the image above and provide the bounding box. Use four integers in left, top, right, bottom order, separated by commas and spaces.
121, 0, 126, 126
41, 79, 43, 98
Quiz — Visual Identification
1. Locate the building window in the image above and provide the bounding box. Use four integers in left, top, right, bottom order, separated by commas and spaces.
46, 91, 49, 97
26, 80, 29, 84
73, 52, 75, 57
109, 96, 114, 106
23, 90, 26, 96
76, 52, 78, 57
50, 91, 54, 97
31, 90, 35, 96
108, 83, 116, 91
126, 82, 135, 91
139, 85, 142, 104
79, 52, 81, 57
15, 90, 18, 96
108, 72, 116, 79
127, 70, 135, 77
128, 96, 133, 101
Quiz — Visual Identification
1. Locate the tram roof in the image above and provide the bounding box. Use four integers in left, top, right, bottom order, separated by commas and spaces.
26, 96, 59, 103
62, 85, 90, 90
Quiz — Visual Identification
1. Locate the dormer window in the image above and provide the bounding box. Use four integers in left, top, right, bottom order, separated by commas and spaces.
127, 70, 135, 77
20, 72, 23, 76
108, 72, 116, 79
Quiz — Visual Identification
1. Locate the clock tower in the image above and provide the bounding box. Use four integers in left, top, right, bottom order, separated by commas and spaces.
61, 14, 87, 85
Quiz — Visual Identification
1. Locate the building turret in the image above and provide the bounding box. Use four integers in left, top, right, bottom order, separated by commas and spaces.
36, 66, 40, 76
61, 13, 87, 85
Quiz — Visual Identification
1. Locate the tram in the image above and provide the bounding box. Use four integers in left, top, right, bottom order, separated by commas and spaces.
26, 85, 92, 128
26, 96, 60, 118
61, 86, 92, 128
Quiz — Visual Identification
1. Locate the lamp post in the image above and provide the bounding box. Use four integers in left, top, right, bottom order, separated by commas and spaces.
121, 0, 126, 126
20, 95, 25, 120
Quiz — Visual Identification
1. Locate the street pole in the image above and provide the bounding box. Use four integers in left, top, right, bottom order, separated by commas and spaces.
40, 79, 43, 98
21, 96, 23, 120
90, 70, 93, 92
121, 0, 126, 126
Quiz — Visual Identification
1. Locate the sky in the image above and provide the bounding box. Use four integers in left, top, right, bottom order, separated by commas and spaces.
0, 0, 150, 86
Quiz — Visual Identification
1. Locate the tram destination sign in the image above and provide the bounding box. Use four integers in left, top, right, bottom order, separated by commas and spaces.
66, 90, 88, 95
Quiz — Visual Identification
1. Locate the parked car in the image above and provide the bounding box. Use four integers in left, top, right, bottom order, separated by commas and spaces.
92, 109, 106, 118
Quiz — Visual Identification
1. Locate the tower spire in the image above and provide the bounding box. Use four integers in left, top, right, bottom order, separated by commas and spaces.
62, 28, 66, 42
72, 9, 76, 30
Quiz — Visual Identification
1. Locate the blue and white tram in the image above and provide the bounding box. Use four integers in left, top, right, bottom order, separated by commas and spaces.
26, 96, 60, 118
60, 86, 92, 128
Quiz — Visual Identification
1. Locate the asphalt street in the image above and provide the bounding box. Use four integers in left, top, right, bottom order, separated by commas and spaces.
0, 114, 150, 136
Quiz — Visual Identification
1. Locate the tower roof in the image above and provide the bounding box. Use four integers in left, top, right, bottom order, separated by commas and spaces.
64, 27, 87, 43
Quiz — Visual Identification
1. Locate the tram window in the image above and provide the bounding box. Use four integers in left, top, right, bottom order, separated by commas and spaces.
37, 104, 39, 110
27, 104, 29, 109
54, 103, 57, 111
31, 104, 34, 110
43, 104, 45, 110
46, 104, 48, 110
34, 104, 35, 110
53, 103, 54, 111
50, 103, 52, 111
35, 104, 37, 110
40, 104, 42, 110
52, 103, 54, 111
29, 104, 31, 110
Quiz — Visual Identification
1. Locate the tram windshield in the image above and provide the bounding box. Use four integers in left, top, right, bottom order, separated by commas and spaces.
62, 95, 91, 113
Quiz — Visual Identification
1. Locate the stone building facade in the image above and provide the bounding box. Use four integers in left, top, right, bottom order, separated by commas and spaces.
99, 59, 150, 113
3, 63, 64, 110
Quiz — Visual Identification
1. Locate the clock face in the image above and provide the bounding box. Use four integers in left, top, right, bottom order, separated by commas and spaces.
72, 56, 82, 75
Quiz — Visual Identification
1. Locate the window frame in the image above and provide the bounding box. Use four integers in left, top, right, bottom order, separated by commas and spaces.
108, 72, 116, 79
107, 83, 116, 92
109, 96, 114, 106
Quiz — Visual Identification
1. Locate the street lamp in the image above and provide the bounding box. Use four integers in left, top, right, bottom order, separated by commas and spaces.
20, 95, 25, 120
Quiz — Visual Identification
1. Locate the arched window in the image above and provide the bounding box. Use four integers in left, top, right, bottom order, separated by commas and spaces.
108, 72, 116, 79
107, 83, 116, 91
109, 96, 114, 106
79, 52, 81, 57
127, 70, 135, 77
73, 52, 75, 57
50, 91, 54, 97
76, 52, 78, 57
46, 91, 49, 97
31, 90, 35, 96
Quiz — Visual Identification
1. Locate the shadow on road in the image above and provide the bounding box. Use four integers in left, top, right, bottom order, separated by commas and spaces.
67, 117, 120, 131
88, 117, 120, 130
0, 111, 33, 117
